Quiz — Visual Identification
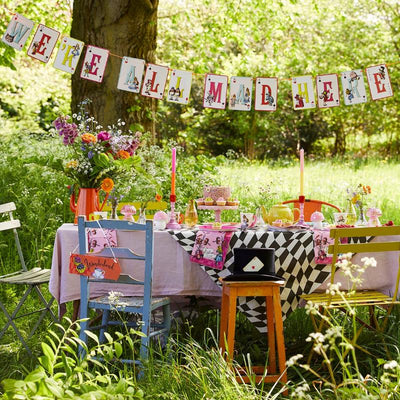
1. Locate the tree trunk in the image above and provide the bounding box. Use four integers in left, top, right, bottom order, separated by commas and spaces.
71, 0, 158, 140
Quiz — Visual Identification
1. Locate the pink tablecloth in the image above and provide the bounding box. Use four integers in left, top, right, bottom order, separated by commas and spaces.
49, 224, 221, 308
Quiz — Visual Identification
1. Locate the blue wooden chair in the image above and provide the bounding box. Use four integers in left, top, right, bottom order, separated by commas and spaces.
0, 202, 57, 354
77, 216, 171, 363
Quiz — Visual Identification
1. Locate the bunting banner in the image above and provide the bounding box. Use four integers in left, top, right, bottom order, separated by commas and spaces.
1, 10, 398, 113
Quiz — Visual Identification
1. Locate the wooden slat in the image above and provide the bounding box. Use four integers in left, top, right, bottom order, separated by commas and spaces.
328, 241, 400, 254
93, 247, 145, 260
0, 268, 50, 284
330, 225, 400, 238
0, 202, 16, 213
0, 219, 20, 232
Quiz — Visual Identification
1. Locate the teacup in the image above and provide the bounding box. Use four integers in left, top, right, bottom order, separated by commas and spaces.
240, 212, 256, 228
333, 212, 348, 225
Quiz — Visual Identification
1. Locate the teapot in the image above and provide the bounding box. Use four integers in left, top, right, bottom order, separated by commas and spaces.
262, 203, 299, 225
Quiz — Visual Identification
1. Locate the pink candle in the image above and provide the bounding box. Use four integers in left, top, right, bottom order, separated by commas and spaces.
171, 148, 176, 196
299, 148, 304, 196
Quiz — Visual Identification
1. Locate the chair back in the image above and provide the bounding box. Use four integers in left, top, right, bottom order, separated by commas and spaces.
77, 216, 154, 301
328, 225, 400, 297
0, 202, 26, 272
282, 198, 341, 222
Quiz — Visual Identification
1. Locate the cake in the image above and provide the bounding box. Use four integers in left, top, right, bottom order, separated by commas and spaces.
216, 197, 226, 206
203, 186, 231, 202
226, 197, 239, 206
204, 197, 214, 206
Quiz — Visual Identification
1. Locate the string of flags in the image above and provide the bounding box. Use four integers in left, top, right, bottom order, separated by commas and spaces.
2, 12, 396, 112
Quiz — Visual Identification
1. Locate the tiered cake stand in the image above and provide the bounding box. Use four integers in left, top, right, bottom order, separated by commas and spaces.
197, 205, 238, 223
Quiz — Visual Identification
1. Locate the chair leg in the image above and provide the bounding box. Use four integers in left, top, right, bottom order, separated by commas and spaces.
266, 295, 276, 375
33, 285, 58, 323
219, 288, 229, 354
99, 310, 110, 344
272, 288, 287, 385
226, 289, 237, 364
162, 303, 171, 343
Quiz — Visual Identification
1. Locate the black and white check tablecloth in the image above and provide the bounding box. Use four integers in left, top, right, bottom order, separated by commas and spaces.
168, 228, 360, 332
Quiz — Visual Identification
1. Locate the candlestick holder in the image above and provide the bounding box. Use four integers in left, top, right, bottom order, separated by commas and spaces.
166, 195, 181, 229
294, 196, 309, 228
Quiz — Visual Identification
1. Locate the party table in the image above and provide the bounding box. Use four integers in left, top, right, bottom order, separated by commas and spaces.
50, 224, 400, 332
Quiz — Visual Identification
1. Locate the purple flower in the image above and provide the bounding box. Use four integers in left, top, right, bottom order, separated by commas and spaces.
88, 151, 94, 159
97, 131, 111, 142
53, 116, 69, 131
60, 123, 79, 145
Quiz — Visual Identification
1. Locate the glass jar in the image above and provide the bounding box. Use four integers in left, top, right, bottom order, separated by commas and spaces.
184, 199, 198, 228
345, 200, 357, 225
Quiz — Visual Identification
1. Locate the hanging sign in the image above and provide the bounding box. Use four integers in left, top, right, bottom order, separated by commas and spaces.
316, 73, 340, 108
27, 24, 60, 63
254, 77, 278, 111
366, 64, 393, 101
80, 45, 109, 83
117, 57, 145, 93
203, 73, 228, 109
229, 76, 252, 111
340, 69, 368, 106
2, 13, 34, 51
53, 36, 84, 74
69, 253, 121, 280
141, 63, 169, 99
167, 69, 192, 105
292, 76, 316, 110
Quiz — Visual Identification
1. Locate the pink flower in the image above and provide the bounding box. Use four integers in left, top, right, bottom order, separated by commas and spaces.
97, 131, 111, 142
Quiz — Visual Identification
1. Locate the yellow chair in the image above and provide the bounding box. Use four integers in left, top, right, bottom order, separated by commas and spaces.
302, 225, 400, 331
103, 201, 168, 221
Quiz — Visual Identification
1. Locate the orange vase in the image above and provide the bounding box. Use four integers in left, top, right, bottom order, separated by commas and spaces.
70, 188, 108, 224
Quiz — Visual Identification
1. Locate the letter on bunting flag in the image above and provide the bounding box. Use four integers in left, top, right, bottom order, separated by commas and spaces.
2, 13, 34, 51
254, 77, 278, 111
292, 76, 316, 110
117, 57, 145, 93
316, 74, 340, 108
27, 24, 60, 63
141, 63, 169, 99
167, 69, 192, 105
203, 74, 228, 109
229, 77, 253, 111
340, 69, 367, 105
53, 36, 84, 74
80, 45, 109, 83
366, 64, 393, 101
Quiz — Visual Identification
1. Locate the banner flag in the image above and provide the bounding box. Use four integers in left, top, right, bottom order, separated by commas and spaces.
292, 76, 316, 110
254, 77, 278, 111
141, 63, 169, 99
27, 24, 60, 63
366, 64, 393, 101
2, 13, 34, 51
203, 73, 228, 110
80, 45, 109, 83
229, 76, 252, 111
167, 69, 192, 105
117, 56, 145, 93
316, 73, 340, 108
53, 36, 84, 74
340, 69, 367, 105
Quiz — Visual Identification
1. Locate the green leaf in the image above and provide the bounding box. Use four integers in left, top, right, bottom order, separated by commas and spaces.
114, 342, 123, 358
25, 368, 47, 383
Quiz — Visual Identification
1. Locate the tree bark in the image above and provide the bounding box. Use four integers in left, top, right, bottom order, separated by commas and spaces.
71, 0, 158, 139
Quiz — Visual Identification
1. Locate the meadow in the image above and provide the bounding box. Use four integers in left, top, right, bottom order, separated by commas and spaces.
1, 133, 400, 399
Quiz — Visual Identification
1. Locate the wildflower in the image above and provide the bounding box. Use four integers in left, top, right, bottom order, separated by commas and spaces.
101, 178, 114, 193
66, 160, 78, 169
97, 131, 111, 142
116, 149, 130, 159
108, 291, 124, 303
155, 193, 162, 202
81, 133, 97, 144
286, 354, 303, 367
383, 360, 399, 370
361, 257, 377, 268
326, 282, 342, 295
291, 382, 311, 399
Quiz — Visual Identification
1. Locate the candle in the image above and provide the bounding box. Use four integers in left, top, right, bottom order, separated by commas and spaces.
171, 147, 176, 196
299, 148, 304, 196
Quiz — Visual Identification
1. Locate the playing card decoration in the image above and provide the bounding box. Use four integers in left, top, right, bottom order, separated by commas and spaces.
53, 36, 84, 74
203, 74, 228, 110
366, 64, 393, 101
27, 24, 60, 63
316, 73, 340, 108
292, 76, 316, 110
167, 69, 192, 104
243, 256, 264, 272
229, 76, 252, 111
80, 45, 109, 83
117, 57, 145, 93
340, 69, 367, 105
141, 63, 169, 99
2, 13, 34, 51
254, 77, 278, 111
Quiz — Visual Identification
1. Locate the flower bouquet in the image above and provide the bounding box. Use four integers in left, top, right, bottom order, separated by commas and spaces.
53, 99, 143, 222
347, 184, 371, 225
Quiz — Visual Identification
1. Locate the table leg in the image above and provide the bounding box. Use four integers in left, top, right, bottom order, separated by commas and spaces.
72, 299, 80, 322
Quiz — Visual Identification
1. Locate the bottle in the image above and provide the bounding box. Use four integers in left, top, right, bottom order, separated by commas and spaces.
184, 199, 198, 228
345, 200, 357, 225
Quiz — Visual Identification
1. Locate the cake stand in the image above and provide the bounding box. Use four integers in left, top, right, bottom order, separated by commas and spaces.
197, 205, 238, 223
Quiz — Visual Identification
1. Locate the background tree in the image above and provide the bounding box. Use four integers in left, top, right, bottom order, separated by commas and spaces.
71, 0, 159, 137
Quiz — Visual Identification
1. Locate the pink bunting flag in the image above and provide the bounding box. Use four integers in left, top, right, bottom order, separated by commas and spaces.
340, 69, 368, 105
292, 76, 316, 110
117, 57, 145, 93
27, 24, 60, 63
229, 76, 252, 111
203, 74, 228, 110
53, 36, 84, 74
1, 13, 34, 51
254, 77, 278, 111
366, 64, 393, 101
141, 63, 169, 99
80, 45, 109, 83
167, 69, 192, 105
316, 73, 340, 108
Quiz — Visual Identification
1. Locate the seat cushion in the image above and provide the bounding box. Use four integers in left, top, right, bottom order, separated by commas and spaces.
0, 268, 51, 284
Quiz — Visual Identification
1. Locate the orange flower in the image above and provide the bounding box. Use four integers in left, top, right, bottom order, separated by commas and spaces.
101, 178, 114, 193
116, 150, 130, 159
155, 193, 162, 202
81, 133, 97, 144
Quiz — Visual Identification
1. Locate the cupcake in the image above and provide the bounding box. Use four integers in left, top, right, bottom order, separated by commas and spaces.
196, 198, 205, 206
227, 197, 239, 206
204, 197, 214, 206
216, 197, 226, 206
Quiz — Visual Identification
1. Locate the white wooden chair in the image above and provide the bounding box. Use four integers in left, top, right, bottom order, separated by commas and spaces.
0, 202, 57, 354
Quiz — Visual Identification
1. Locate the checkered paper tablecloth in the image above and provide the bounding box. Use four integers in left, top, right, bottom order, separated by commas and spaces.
168, 228, 362, 333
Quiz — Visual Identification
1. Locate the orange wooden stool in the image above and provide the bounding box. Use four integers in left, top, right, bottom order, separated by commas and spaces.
219, 280, 287, 388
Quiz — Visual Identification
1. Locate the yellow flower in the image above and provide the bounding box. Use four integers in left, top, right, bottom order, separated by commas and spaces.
351, 194, 359, 204
81, 133, 97, 144
66, 160, 78, 169
116, 150, 130, 159
101, 178, 114, 193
